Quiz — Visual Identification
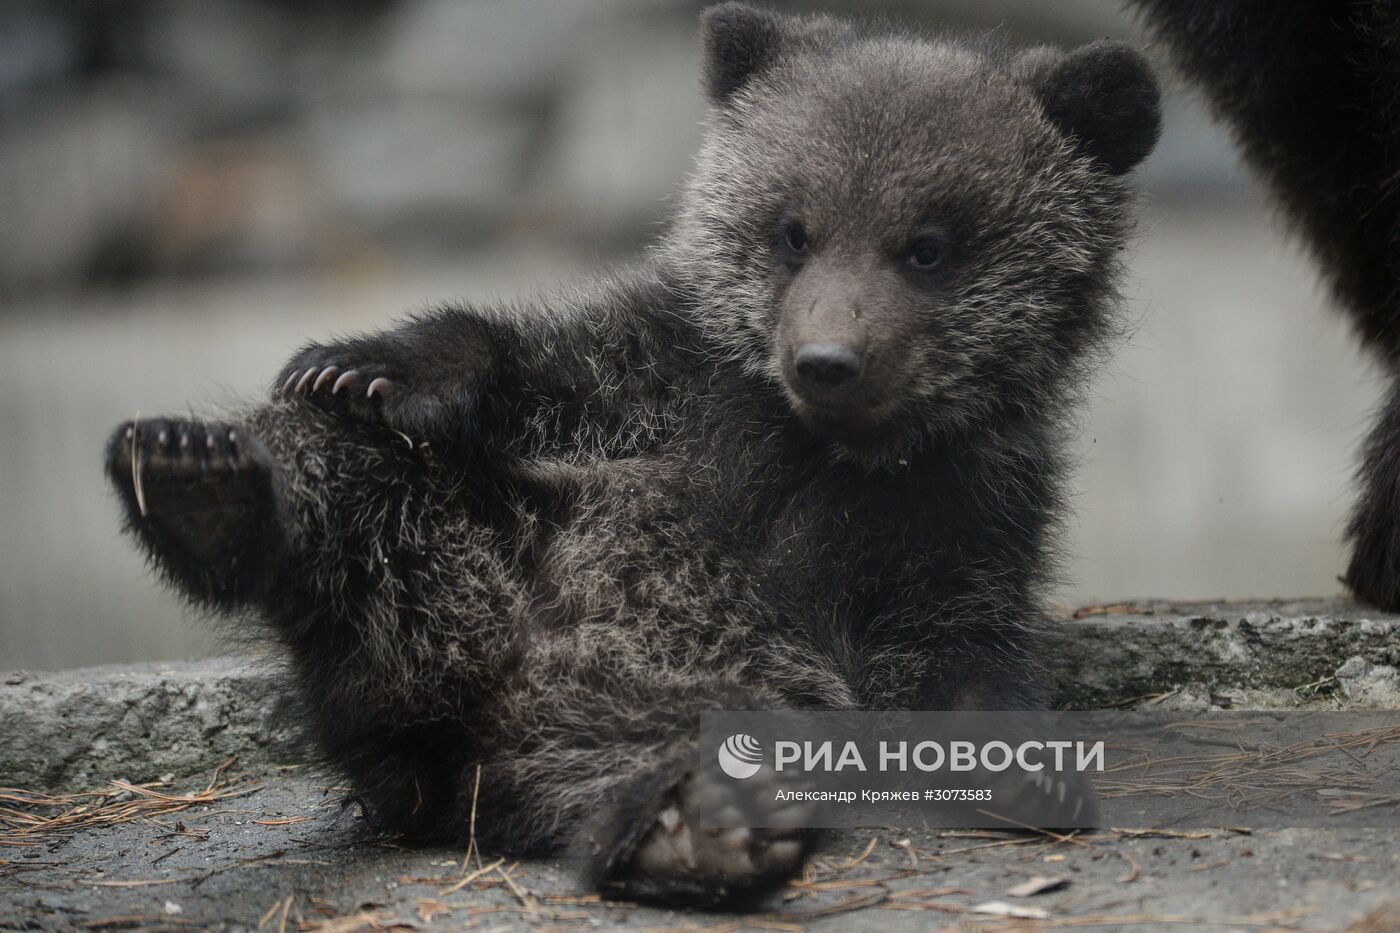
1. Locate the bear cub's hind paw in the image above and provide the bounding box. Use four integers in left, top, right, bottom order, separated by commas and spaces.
601, 767, 816, 907
105, 417, 284, 603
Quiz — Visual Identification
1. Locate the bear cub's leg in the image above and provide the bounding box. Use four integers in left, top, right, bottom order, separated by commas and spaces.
105, 418, 286, 605
588, 763, 815, 906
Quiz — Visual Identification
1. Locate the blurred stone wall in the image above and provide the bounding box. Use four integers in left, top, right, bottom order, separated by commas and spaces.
1, 0, 700, 296
0, 0, 1239, 300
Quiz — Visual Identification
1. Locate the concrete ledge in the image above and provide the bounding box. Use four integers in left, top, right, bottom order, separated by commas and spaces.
0, 656, 289, 791
4, 599, 1399, 790
1051, 597, 1400, 708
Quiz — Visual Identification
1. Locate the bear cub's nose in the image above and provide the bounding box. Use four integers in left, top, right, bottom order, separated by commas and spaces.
793, 342, 864, 391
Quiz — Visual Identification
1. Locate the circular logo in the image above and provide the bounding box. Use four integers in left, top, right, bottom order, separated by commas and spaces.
717, 733, 763, 780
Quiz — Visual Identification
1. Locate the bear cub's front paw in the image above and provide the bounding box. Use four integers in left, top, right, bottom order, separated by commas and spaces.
278, 346, 400, 418
277, 343, 479, 447
602, 766, 816, 907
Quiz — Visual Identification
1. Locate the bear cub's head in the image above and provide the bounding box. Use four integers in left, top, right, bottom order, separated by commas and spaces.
672, 3, 1161, 461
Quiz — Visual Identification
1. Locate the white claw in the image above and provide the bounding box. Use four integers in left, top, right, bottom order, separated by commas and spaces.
295, 366, 318, 393
721, 827, 752, 849
657, 807, 682, 834
130, 413, 146, 517
312, 366, 339, 392
712, 805, 745, 829
766, 840, 804, 867
332, 369, 359, 394
366, 377, 392, 399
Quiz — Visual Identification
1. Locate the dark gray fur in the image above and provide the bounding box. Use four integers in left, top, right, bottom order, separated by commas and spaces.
1126, 0, 1400, 613
103, 4, 1158, 907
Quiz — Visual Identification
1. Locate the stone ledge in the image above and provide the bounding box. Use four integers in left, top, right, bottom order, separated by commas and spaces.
0, 656, 291, 791
3, 598, 1399, 790
1049, 597, 1400, 708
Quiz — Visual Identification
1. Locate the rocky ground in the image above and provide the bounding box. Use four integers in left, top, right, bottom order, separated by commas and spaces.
4, 768, 1398, 933
4, 600, 1400, 932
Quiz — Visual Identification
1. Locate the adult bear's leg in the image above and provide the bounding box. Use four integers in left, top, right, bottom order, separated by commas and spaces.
1128, 0, 1400, 609
1346, 379, 1400, 610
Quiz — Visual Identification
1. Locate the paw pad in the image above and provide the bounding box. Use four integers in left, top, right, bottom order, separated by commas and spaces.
609, 765, 815, 904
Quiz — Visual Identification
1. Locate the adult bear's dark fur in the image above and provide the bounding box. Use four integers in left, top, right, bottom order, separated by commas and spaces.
104, 3, 1159, 907
1128, 1, 1400, 610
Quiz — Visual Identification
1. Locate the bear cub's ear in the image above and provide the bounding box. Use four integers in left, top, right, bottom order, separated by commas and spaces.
1025, 41, 1162, 176
700, 2, 786, 103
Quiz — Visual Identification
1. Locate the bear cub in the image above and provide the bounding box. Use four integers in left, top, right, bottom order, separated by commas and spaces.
105, 3, 1159, 907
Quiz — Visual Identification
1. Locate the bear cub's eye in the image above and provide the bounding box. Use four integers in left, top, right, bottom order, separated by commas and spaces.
783, 220, 810, 254
906, 237, 947, 272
